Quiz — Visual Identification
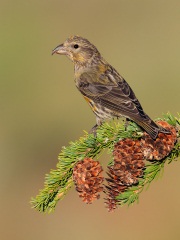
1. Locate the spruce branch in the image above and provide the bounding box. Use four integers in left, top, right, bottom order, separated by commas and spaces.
31, 113, 180, 213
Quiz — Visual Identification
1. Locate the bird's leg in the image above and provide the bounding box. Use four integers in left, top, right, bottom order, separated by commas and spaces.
124, 118, 130, 130
89, 117, 103, 137
89, 124, 98, 136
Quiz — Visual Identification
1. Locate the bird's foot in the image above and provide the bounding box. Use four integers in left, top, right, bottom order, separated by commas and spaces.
89, 124, 98, 137
124, 118, 131, 130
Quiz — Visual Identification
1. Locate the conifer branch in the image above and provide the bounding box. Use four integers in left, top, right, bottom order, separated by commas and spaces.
31, 113, 180, 213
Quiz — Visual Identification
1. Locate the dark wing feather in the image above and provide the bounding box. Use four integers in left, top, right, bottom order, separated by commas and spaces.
77, 70, 148, 121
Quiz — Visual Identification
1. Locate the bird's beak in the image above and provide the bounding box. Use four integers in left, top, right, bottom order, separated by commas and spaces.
52, 44, 67, 55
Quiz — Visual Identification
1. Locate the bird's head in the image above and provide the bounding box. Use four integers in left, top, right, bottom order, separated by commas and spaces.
52, 36, 100, 66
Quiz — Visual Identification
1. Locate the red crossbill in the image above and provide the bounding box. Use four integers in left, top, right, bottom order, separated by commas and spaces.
52, 36, 169, 139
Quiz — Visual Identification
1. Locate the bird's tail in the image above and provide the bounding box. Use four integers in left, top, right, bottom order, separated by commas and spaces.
135, 118, 170, 140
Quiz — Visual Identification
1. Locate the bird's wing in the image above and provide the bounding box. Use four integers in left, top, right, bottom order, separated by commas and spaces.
78, 70, 148, 120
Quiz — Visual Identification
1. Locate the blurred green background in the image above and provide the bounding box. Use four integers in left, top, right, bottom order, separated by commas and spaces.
0, 0, 180, 239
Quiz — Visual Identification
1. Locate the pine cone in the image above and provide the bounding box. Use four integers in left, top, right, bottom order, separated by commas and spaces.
104, 138, 145, 211
113, 138, 145, 185
141, 121, 177, 160
104, 166, 127, 212
73, 158, 104, 204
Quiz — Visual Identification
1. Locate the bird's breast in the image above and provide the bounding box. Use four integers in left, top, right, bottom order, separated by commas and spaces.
83, 96, 120, 120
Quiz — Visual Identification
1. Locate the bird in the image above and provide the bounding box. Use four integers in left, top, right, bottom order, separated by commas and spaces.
52, 35, 169, 140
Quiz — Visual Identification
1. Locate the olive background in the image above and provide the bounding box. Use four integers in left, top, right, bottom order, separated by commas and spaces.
0, 0, 180, 239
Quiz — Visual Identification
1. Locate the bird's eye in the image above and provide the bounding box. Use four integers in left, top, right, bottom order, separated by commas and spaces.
74, 44, 79, 49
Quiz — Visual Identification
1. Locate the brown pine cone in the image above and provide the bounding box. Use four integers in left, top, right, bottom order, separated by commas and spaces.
141, 121, 177, 160
104, 138, 145, 212
73, 158, 104, 204
113, 138, 145, 185
104, 166, 127, 212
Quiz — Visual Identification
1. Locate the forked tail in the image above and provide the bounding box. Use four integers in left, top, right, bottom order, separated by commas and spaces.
135, 118, 170, 140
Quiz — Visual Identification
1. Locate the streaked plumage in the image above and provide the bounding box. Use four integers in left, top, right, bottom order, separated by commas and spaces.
52, 36, 169, 139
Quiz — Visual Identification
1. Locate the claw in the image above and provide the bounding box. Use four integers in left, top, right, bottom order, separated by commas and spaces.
124, 118, 131, 130
89, 124, 98, 137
